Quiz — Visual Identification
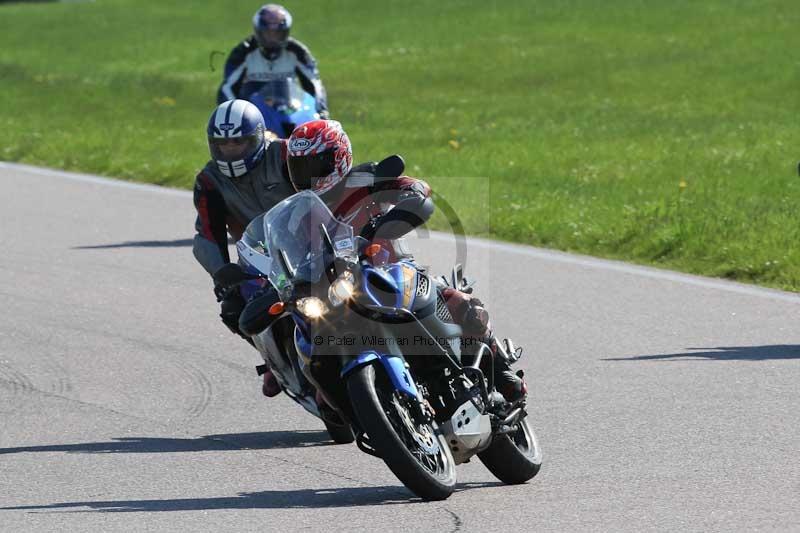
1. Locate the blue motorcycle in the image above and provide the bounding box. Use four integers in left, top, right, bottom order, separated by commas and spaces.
241, 77, 319, 138
219, 184, 541, 501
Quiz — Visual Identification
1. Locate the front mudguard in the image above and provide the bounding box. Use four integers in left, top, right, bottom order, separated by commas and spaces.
340, 351, 419, 400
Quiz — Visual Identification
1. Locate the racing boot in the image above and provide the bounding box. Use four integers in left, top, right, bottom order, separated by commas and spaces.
491, 339, 527, 403
315, 389, 346, 426
448, 290, 527, 403
467, 309, 526, 401
261, 369, 281, 397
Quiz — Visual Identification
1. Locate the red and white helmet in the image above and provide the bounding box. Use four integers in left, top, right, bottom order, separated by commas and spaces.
286, 119, 353, 194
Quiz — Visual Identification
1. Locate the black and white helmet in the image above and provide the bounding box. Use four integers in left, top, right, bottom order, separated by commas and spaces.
206, 99, 266, 178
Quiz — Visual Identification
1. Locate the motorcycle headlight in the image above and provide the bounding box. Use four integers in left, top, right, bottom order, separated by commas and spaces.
328, 271, 355, 307
296, 297, 328, 319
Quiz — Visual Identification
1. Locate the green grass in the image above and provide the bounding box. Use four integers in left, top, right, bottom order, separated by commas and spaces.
2, 0, 799, 289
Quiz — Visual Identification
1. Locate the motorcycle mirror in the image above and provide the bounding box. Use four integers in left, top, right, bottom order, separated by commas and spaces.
320, 223, 339, 283
320, 223, 335, 255
375, 154, 405, 178
213, 263, 260, 287
451, 263, 463, 289
278, 248, 296, 279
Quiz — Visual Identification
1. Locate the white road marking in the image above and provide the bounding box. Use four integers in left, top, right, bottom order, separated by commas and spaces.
427, 232, 800, 303
2, 161, 798, 303
0, 162, 191, 198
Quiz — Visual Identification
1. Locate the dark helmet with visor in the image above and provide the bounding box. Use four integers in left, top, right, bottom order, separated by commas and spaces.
253, 4, 292, 59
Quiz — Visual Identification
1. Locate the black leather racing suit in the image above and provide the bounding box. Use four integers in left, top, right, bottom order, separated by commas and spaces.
193, 140, 296, 276
193, 139, 295, 336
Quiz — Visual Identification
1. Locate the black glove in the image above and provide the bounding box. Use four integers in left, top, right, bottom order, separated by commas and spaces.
360, 195, 435, 241
239, 285, 282, 337
214, 284, 236, 303
212, 263, 258, 301
219, 287, 247, 338
462, 297, 490, 336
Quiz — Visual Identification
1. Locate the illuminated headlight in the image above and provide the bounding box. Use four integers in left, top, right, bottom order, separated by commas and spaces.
296, 297, 328, 319
328, 272, 355, 307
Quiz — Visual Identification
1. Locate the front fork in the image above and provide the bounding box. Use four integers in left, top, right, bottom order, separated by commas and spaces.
340, 351, 433, 424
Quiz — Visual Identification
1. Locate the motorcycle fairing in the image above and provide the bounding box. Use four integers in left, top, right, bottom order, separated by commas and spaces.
243, 78, 319, 137
340, 351, 419, 399
362, 261, 419, 310
294, 326, 312, 364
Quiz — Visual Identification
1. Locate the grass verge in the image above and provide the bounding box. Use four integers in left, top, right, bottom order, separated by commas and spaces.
1, 0, 799, 289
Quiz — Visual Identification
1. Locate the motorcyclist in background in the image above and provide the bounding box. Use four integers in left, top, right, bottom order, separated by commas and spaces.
282, 120, 528, 402
217, 4, 329, 118
193, 98, 296, 396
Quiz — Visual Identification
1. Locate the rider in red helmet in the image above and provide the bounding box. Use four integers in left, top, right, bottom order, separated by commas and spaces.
284, 120, 527, 402
286, 120, 434, 258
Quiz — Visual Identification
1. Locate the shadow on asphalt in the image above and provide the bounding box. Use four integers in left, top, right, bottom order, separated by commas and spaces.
0, 482, 503, 512
72, 238, 194, 249
0, 430, 338, 455
604, 345, 800, 362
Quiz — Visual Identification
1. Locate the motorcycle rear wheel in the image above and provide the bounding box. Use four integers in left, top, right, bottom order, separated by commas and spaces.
478, 415, 542, 484
347, 364, 456, 501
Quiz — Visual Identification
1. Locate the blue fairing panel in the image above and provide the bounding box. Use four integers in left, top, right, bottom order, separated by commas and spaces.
340, 351, 379, 377
381, 354, 419, 398
362, 266, 399, 307
340, 351, 419, 399
362, 261, 419, 310
295, 327, 311, 359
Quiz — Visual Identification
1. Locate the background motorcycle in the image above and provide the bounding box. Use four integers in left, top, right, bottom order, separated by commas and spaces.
241, 77, 319, 138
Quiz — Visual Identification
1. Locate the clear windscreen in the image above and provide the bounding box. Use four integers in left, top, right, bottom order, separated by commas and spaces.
243, 77, 303, 110
262, 190, 355, 295
237, 214, 272, 276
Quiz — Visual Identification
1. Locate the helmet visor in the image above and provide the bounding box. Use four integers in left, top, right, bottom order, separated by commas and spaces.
256, 28, 289, 49
288, 150, 336, 191
208, 133, 261, 163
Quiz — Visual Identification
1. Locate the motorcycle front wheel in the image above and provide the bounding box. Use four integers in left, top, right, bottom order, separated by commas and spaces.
347, 364, 456, 501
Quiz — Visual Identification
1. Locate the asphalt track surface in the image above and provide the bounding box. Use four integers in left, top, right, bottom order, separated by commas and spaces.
1, 163, 798, 532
